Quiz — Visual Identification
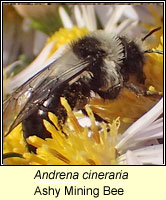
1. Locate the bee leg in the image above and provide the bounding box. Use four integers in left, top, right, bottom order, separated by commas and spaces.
123, 82, 146, 95
124, 82, 162, 98
22, 111, 52, 153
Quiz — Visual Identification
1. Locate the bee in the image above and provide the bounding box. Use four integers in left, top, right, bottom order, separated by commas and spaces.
3, 27, 162, 152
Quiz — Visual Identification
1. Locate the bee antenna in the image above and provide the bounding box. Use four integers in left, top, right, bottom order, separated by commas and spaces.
142, 27, 161, 41
144, 49, 163, 54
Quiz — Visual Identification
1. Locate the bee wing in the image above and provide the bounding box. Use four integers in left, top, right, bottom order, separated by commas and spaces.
3, 50, 90, 135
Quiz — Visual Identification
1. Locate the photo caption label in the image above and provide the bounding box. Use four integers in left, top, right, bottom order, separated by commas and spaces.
34, 169, 128, 199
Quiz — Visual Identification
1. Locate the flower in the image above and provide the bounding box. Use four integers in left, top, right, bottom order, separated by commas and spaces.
3, 97, 120, 165
3, 4, 163, 165
116, 97, 163, 165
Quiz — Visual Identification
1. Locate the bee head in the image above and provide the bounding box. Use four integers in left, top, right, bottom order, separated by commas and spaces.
119, 27, 162, 83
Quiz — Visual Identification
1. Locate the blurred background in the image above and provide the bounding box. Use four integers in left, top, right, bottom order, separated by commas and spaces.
3, 3, 163, 99
3, 4, 163, 66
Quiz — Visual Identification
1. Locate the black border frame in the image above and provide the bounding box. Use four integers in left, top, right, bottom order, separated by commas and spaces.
1, 0, 165, 166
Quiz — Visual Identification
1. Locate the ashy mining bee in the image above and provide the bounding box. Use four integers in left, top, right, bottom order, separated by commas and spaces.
3, 27, 162, 152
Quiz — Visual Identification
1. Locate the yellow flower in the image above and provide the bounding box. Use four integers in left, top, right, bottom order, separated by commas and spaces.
4, 98, 120, 165
47, 26, 89, 58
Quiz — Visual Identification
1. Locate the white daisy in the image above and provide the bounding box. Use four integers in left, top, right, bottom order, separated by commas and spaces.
116, 98, 163, 165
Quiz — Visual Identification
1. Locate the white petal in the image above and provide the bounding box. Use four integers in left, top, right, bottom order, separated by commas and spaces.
81, 5, 97, 31
7, 43, 67, 94
133, 144, 163, 165
116, 19, 139, 34
33, 31, 47, 55
74, 6, 85, 28
78, 116, 92, 127
105, 5, 128, 32
59, 7, 73, 28
117, 144, 163, 165
95, 5, 113, 28
87, 5, 97, 31
123, 6, 139, 20
7, 41, 55, 93
116, 98, 163, 153
126, 150, 143, 165
135, 124, 163, 141
45, 44, 68, 64
118, 139, 159, 154
151, 117, 163, 125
